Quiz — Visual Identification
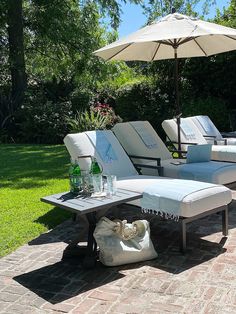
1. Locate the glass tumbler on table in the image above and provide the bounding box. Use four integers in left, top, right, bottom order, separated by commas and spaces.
105, 175, 117, 196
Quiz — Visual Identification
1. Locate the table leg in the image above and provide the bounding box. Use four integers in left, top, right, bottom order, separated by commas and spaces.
62, 212, 98, 268
83, 212, 98, 268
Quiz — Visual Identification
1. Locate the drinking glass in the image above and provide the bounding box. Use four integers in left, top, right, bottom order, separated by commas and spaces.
81, 170, 92, 194
105, 175, 117, 196
91, 174, 103, 194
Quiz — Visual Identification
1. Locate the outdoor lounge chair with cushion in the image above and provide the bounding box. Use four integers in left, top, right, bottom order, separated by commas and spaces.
64, 130, 232, 252
112, 121, 236, 186
190, 115, 236, 145
162, 117, 236, 163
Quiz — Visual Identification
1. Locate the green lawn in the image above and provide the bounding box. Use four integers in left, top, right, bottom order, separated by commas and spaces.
0, 144, 72, 257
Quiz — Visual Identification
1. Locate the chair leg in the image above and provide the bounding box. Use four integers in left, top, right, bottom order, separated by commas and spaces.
222, 206, 228, 236
180, 219, 187, 253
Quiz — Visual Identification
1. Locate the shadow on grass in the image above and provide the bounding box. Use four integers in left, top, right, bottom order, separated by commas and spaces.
0, 144, 69, 189
1, 180, 47, 189
33, 207, 73, 232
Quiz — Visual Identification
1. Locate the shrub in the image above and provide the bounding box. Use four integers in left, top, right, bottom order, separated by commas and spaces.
67, 102, 122, 133
91, 102, 122, 128
70, 87, 95, 112
17, 87, 72, 144
66, 109, 109, 133
182, 96, 230, 131
115, 80, 172, 139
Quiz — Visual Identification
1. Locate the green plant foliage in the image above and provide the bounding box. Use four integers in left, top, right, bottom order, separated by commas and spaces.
1, 0, 235, 144
67, 108, 110, 133
91, 102, 122, 127
182, 97, 230, 131
16, 87, 72, 144
24, 1, 104, 83
183, 51, 236, 113
70, 87, 95, 112
116, 79, 172, 139
142, 0, 215, 23
214, 0, 236, 28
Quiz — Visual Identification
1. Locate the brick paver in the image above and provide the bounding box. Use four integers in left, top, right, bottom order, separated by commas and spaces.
0, 193, 236, 314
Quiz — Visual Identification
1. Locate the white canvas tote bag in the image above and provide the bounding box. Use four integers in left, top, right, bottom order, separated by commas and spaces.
94, 217, 158, 266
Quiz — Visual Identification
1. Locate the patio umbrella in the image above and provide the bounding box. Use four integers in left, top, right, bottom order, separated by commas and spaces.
93, 11, 236, 152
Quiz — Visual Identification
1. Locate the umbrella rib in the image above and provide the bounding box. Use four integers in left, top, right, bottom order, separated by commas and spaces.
178, 37, 195, 45
225, 35, 236, 41
193, 38, 208, 56
155, 40, 173, 47
106, 43, 133, 61
151, 43, 161, 61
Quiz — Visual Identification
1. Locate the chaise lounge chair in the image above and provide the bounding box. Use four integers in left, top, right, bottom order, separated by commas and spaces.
112, 121, 236, 186
64, 130, 232, 252
190, 115, 236, 145
162, 117, 236, 163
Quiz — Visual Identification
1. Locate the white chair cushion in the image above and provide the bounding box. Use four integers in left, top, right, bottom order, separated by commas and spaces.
191, 116, 236, 146
113, 121, 236, 184
191, 115, 223, 141
64, 130, 232, 218
226, 138, 236, 145
211, 145, 236, 163
162, 118, 236, 163
64, 130, 138, 178
117, 175, 232, 217
119, 156, 236, 185
113, 121, 172, 161
162, 159, 236, 185
162, 117, 207, 151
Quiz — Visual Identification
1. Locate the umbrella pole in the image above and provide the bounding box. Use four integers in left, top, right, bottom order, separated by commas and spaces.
174, 46, 182, 155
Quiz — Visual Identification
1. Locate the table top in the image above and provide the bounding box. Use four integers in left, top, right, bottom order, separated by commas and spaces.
41, 189, 141, 216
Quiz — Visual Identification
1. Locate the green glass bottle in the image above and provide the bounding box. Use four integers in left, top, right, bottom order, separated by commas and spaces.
90, 157, 102, 193
90, 157, 102, 175
69, 159, 82, 194
69, 159, 76, 193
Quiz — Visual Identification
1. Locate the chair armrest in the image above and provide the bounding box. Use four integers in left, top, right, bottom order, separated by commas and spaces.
166, 140, 198, 146
214, 139, 227, 145
202, 135, 220, 145
129, 155, 161, 165
129, 155, 163, 176
203, 135, 216, 139
133, 163, 164, 176
202, 135, 228, 145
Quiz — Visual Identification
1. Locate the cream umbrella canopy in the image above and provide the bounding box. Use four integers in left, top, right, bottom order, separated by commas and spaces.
93, 12, 236, 152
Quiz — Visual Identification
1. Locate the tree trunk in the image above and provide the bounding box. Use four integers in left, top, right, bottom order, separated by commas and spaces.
7, 0, 27, 110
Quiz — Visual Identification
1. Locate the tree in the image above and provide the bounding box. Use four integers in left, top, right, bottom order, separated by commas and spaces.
0, 0, 143, 142
183, 0, 236, 112
142, 0, 216, 23
7, 0, 27, 106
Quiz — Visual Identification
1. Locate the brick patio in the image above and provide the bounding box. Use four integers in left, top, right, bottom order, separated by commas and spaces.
0, 191, 236, 314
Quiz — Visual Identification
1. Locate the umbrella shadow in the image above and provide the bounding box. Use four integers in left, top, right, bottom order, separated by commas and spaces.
29, 217, 87, 246
13, 260, 125, 304
13, 234, 226, 305
150, 230, 227, 274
